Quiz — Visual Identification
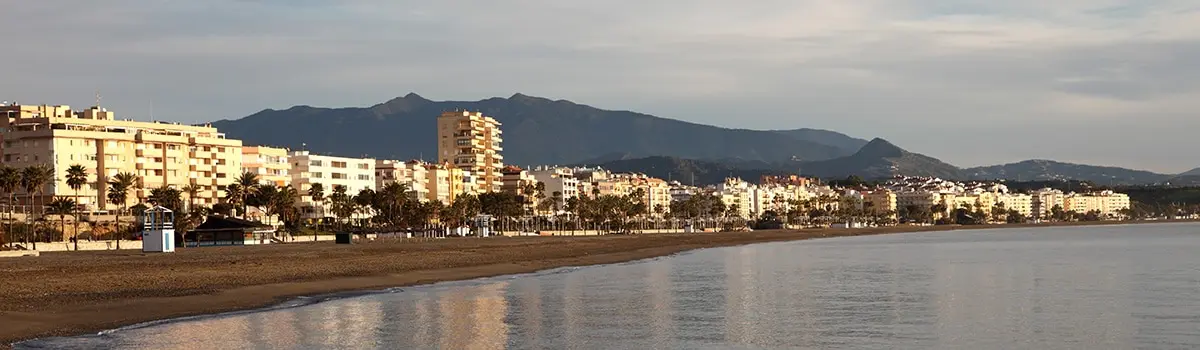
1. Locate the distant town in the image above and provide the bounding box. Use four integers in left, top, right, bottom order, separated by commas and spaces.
0, 102, 1156, 251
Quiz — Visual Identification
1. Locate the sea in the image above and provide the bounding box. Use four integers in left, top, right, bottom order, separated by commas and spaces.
17, 222, 1200, 349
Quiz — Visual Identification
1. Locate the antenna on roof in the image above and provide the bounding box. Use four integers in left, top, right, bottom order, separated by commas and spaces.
95, 90, 102, 108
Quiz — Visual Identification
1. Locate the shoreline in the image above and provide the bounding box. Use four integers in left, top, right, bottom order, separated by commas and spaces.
1, 220, 1193, 347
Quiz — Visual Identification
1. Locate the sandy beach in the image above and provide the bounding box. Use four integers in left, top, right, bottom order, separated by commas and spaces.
0, 221, 1184, 347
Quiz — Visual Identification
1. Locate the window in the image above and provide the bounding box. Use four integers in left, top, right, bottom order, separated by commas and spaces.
216, 173, 227, 179
168, 157, 177, 163
310, 172, 323, 178
357, 174, 370, 181
218, 147, 225, 153
153, 169, 163, 176
216, 159, 226, 165
331, 161, 347, 168
167, 144, 180, 151
332, 173, 347, 180
309, 160, 322, 166
358, 163, 369, 170
203, 146, 211, 152
153, 144, 163, 150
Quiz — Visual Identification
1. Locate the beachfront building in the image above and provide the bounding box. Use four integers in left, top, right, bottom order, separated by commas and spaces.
862, 190, 898, 217
996, 193, 1034, 217
241, 146, 290, 187
1064, 191, 1131, 217
530, 167, 580, 213
0, 103, 242, 210
424, 162, 467, 205
1031, 188, 1066, 219
289, 151, 375, 219
437, 111, 503, 193
376, 159, 429, 202
500, 166, 538, 194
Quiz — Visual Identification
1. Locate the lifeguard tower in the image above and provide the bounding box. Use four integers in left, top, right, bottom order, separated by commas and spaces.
141, 206, 176, 253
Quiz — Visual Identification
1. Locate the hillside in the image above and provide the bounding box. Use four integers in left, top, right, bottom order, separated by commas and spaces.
796, 138, 963, 180
212, 93, 860, 166
771, 129, 869, 155
964, 160, 1170, 185
579, 156, 787, 186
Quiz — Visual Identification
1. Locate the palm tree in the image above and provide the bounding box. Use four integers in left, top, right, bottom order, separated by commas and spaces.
21, 165, 54, 247
107, 172, 139, 249
235, 172, 261, 218
46, 197, 76, 244
65, 165, 88, 251
329, 185, 350, 231
307, 183, 325, 240
0, 166, 18, 248
148, 186, 184, 212
224, 183, 243, 215
181, 183, 200, 213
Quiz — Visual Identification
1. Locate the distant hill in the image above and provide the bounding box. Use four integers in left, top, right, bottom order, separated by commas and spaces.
796, 138, 964, 180
579, 156, 787, 186
1179, 167, 1200, 177
964, 160, 1170, 185
771, 129, 869, 156
212, 93, 861, 166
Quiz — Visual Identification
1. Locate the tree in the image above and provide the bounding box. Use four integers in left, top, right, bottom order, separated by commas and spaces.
235, 172, 261, 218
181, 184, 200, 213
1050, 204, 1066, 222
46, 197, 76, 244
65, 164, 88, 250
307, 183, 326, 240
0, 166, 19, 248
148, 186, 184, 212
107, 172, 139, 249
224, 183, 243, 215
353, 188, 376, 227
991, 203, 1007, 224
329, 185, 352, 231
21, 165, 54, 247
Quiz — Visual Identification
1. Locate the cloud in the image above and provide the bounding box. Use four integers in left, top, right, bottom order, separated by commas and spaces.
2, 0, 1199, 172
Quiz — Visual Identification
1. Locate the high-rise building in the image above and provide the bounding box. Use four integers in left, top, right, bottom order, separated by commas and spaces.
241, 146, 290, 187
437, 111, 503, 193
0, 103, 242, 210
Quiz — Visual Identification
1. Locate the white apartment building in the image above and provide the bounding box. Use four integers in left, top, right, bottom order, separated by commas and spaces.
530, 167, 580, 212
290, 151, 375, 219
1031, 188, 1066, 219
1064, 191, 1131, 217
996, 193, 1034, 217
376, 159, 429, 202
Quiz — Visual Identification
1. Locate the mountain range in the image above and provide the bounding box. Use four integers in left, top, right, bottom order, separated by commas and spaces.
214, 93, 866, 166
212, 93, 1194, 186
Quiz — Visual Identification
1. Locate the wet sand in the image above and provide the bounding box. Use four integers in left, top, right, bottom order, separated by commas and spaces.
0, 221, 1184, 347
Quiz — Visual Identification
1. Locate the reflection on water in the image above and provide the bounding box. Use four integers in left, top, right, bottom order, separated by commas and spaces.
20, 223, 1200, 349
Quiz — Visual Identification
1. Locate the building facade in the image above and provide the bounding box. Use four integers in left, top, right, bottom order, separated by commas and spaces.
376, 159, 429, 202
241, 146, 290, 187
1, 103, 242, 210
437, 111, 503, 193
289, 151, 375, 218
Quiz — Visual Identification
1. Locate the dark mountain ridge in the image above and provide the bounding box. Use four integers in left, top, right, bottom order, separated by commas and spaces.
214, 93, 863, 166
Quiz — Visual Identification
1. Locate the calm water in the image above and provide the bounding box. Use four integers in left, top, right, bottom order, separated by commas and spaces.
19, 223, 1200, 349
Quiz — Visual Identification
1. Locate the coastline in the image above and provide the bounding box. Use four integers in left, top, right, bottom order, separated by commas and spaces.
1, 220, 1192, 347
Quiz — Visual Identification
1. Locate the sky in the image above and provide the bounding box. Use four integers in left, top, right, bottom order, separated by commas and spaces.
3, 1, 1199, 173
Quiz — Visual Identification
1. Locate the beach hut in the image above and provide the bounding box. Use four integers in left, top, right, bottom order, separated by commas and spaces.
141, 206, 175, 253
181, 215, 275, 247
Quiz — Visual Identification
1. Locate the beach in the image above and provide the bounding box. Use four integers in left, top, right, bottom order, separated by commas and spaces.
0, 222, 1177, 347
